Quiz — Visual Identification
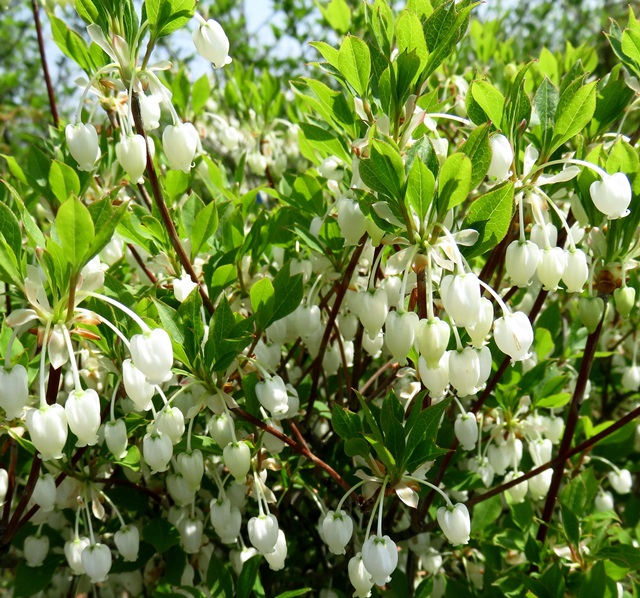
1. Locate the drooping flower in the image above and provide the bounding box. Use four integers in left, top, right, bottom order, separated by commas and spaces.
192, 14, 232, 68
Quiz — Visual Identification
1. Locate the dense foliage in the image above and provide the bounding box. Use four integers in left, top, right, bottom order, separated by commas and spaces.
1, 0, 640, 597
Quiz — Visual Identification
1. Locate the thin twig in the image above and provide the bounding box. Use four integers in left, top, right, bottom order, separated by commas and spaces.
32, 0, 59, 128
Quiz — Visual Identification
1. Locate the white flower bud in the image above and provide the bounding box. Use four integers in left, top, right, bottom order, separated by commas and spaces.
256, 376, 289, 418
176, 450, 204, 490
264, 529, 287, 571
454, 413, 478, 451
608, 469, 632, 494
362, 534, 398, 586
173, 272, 198, 303
536, 247, 566, 291
493, 311, 534, 362
192, 14, 232, 68
210, 498, 243, 544
440, 273, 481, 327
122, 359, 155, 411
162, 122, 199, 173
26, 404, 68, 461
437, 503, 471, 545
116, 133, 147, 183
24, 534, 49, 567
130, 328, 173, 385
590, 172, 632, 219
349, 552, 375, 598
470, 457, 494, 487
32, 473, 57, 512
448, 348, 481, 397
114, 525, 139, 562
359, 289, 388, 340
208, 412, 235, 447
321, 510, 354, 555
528, 438, 552, 467
385, 311, 418, 364
65, 123, 100, 171
415, 317, 450, 368
543, 416, 564, 444
248, 513, 279, 554
422, 548, 443, 574
562, 248, 589, 293
156, 406, 185, 444
621, 365, 640, 392
487, 134, 513, 181
337, 197, 368, 246
614, 286, 636, 318
65, 536, 90, 575
418, 353, 450, 398
263, 419, 286, 454
506, 240, 539, 287
65, 388, 101, 447
167, 473, 196, 506
48, 324, 68, 370
362, 330, 384, 357
465, 298, 494, 348
139, 93, 161, 130
179, 517, 204, 554
105, 419, 128, 460
0, 364, 29, 419
504, 471, 528, 503
81, 543, 112, 583
223, 441, 251, 481
529, 469, 553, 500
142, 432, 173, 473
595, 490, 615, 511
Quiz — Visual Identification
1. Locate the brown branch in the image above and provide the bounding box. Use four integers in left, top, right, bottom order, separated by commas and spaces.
127, 243, 157, 284
130, 93, 215, 315
1, 440, 18, 530
32, 0, 59, 128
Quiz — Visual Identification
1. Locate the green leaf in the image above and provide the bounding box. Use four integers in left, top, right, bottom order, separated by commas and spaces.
236, 555, 261, 598
56, 197, 95, 270
404, 397, 450, 472
396, 9, 429, 74
207, 551, 235, 597
143, 519, 180, 554
191, 74, 210, 114
578, 561, 606, 598
270, 262, 304, 324
459, 123, 492, 188
471, 495, 503, 535
534, 78, 559, 157
621, 27, 640, 67
145, 0, 195, 37
338, 35, 371, 96
550, 80, 597, 153
561, 504, 580, 548
178, 286, 205, 364
191, 200, 218, 259
359, 138, 405, 199
274, 590, 313, 598
115, 445, 141, 471
0, 201, 22, 259
250, 277, 275, 330
405, 157, 435, 223
438, 153, 472, 211
332, 405, 363, 440
462, 182, 514, 258
14, 557, 59, 598
87, 198, 127, 261
318, 0, 351, 33
49, 160, 81, 205
593, 545, 640, 569
471, 80, 505, 128
299, 123, 350, 163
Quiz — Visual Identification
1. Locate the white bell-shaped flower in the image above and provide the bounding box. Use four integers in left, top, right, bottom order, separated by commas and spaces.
24, 534, 49, 567
362, 330, 384, 357
65, 388, 101, 447
418, 353, 450, 398
292, 304, 322, 338
48, 324, 68, 370
81, 543, 112, 583
162, 122, 199, 173
180, 517, 204, 554
543, 415, 564, 444
156, 406, 185, 444
130, 328, 173, 385
440, 273, 482, 327
26, 404, 68, 461
349, 552, 375, 598
470, 456, 495, 487
32, 473, 56, 512
176, 450, 204, 490
415, 317, 450, 368
116, 133, 147, 183
173, 272, 198, 303
321, 509, 354, 555
487, 134, 513, 181
504, 471, 528, 503
536, 247, 566, 291
122, 359, 155, 411
167, 473, 197, 506
531, 222, 558, 249
361, 534, 398, 586
223, 441, 251, 481
477, 345, 492, 388
262, 419, 286, 454
595, 490, 615, 511
466, 298, 494, 348
142, 431, 173, 473
192, 14, 232, 68
337, 197, 368, 246
385, 311, 418, 364
65, 536, 90, 575
493, 311, 533, 362
448, 348, 481, 396
359, 289, 388, 340
528, 438, 552, 467
622, 364, 640, 392
104, 419, 128, 460
0, 364, 29, 419
562, 248, 589, 293
454, 413, 478, 451
139, 92, 161, 130
608, 469, 632, 494
264, 529, 287, 571
210, 498, 243, 544
614, 286, 636, 318
114, 525, 139, 562
529, 469, 553, 500
437, 503, 470, 545
208, 412, 235, 447
487, 444, 510, 476
65, 123, 100, 171
589, 172, 632, 219
0, 468, 7, 504
248, 513, 279, 554
505, 240, 539, 287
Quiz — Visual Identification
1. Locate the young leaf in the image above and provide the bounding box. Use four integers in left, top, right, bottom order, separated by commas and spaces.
534, 77, 559, 156
338, 35, 371, 96
405, 157, 435, 223
190, 200, 218, 259
56, 197, 95, 271
438, 153, 472, 211
250, 277, 275, 330
550, 80, 597, 153
459, 123, 492, 188
471, 80, 505, 129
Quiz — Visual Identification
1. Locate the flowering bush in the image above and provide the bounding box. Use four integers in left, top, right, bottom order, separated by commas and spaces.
1, 0, 640, 596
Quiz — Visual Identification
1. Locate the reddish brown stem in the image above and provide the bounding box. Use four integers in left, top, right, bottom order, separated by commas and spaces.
32, 0, 59, 128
